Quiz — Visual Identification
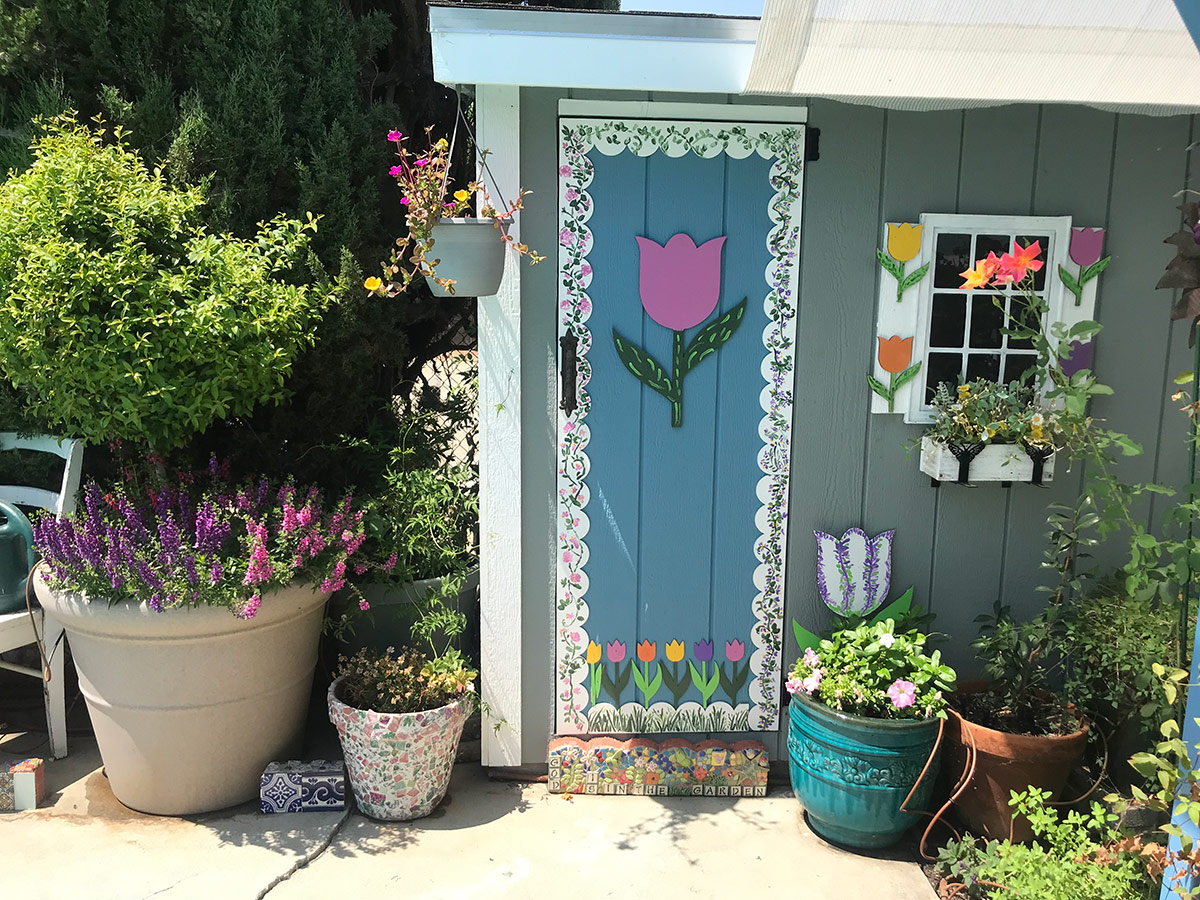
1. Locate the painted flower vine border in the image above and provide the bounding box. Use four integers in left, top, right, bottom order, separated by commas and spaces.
555, 118, 805, 733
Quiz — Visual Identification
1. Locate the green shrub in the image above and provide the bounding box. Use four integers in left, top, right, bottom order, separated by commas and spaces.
937, 787, 1152, 900
0, 117, 330, 449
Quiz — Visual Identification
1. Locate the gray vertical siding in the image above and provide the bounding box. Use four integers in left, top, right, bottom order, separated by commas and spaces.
516, 88, 1196, 764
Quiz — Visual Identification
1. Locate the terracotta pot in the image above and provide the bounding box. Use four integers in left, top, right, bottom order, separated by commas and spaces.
35, 573, 329, 815
328, 676, 470, 821
942, 686, 1089, 843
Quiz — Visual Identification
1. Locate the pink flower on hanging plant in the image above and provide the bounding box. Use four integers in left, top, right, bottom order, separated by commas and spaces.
634, 234, 727, 330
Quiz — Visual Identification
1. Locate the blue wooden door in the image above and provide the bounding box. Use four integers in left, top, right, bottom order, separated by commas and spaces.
555, 117, 805, 734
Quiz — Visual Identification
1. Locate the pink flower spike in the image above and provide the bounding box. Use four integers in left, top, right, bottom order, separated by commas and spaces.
387, 130, 402, 142
359, 598, 370, 611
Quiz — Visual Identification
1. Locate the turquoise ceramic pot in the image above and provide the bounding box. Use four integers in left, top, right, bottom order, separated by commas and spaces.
788, 691, 941, 848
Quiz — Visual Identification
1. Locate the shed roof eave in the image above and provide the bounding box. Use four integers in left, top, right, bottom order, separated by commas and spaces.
428, 3, 758, 93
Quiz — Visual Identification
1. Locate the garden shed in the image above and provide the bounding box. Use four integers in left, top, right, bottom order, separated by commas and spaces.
428, 0, 1200, 768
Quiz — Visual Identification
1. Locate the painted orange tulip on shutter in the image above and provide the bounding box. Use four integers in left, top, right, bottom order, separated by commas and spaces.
637, 640, 657, 663
867, 336, 922, 413
877, 336, 913, 374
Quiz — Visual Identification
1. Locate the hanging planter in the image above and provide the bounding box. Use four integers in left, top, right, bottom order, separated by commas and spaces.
920, 436, 1055, 486
423, 218, 510, 298
364, 123, 542, 300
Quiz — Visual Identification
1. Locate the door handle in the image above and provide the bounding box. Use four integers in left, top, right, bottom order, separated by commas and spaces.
559, 333, 579, 416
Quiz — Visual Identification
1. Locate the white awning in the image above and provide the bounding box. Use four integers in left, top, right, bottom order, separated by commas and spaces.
745, 0, 1200, 115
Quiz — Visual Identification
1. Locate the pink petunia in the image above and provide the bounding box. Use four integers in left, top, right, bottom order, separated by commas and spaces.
785, 676, 804, 695
802, 647, 819, 668
887, 679, 917, 710
802, 671, 822, 693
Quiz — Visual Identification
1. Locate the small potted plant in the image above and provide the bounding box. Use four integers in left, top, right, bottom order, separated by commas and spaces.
922, 378, 1060, 485
364, 126, 543, 298
786, 619, 957, 849
328, 581, 477, 820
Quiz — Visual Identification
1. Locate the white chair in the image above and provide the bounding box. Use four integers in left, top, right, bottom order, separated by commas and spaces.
0, 434, 83, 759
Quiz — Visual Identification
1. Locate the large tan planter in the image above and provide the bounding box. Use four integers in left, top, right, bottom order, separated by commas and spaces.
35, 572, 330, 816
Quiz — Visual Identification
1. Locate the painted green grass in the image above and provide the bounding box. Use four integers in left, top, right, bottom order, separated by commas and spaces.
586, 704, 751, 734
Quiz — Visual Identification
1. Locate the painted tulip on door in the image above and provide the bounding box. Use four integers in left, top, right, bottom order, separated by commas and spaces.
612, 234, 747, 427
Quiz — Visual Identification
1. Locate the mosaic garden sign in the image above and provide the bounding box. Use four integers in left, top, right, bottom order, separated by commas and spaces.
555, 117, 805, 734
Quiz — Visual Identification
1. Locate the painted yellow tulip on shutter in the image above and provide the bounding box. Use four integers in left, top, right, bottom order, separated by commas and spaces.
665, 640, 685, 662
586, 641, 602, 665
886, 223, 922, 262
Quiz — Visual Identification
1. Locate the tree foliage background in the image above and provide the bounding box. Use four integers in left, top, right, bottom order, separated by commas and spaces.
0, 0, 614, 491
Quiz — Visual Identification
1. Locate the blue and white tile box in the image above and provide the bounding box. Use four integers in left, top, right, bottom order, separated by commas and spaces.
259, 759, 345, 813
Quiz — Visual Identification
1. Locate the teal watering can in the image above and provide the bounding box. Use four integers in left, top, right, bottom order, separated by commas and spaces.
0, 501, 36, 614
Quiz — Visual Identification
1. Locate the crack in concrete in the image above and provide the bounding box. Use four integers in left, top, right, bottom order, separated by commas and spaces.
255, 806, 353, 900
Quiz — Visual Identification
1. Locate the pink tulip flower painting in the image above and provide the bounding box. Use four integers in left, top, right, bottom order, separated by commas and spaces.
612, 233, 747, 427
1058, 227, 1110, 307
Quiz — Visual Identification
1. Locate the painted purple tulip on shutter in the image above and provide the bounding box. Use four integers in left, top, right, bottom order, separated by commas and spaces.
1068, 228, 1105, 267
1059, 339, 1094, 377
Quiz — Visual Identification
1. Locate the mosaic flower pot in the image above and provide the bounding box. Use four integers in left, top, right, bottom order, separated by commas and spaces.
787, 691, 941, 849
34, 573, 329, 815
423, 218, 509, 298
328, 675, 471, 820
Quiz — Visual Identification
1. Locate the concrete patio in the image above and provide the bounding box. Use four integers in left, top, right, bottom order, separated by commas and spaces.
1, 679, 937, 900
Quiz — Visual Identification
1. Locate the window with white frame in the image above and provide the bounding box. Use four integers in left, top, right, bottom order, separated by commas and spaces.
890, 214, 1076, 425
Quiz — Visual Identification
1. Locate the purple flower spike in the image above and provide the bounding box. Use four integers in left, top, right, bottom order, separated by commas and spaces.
1060, 339, 1094, 377
694, 639, 714, 663
814, 527, 895, 616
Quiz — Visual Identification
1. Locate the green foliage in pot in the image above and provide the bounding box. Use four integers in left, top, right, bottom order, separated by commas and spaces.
337, 567, 477, 714
0, 116, 330, 450
785, 619, 957, 719
1062, 579, 1185, 741
358, 384, 479, 587
936, 787, 1152, 900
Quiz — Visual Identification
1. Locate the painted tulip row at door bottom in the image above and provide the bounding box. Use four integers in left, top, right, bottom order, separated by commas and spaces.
586, 638, 750, 703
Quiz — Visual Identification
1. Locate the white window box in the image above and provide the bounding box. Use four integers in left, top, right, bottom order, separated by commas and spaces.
919, 436, 1055, 486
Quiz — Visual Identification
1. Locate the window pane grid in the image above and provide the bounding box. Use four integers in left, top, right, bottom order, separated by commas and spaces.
923, 229, 1052, 405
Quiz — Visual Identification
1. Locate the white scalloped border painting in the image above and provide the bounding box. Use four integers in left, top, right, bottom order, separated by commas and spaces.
555, 119, 805, 734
